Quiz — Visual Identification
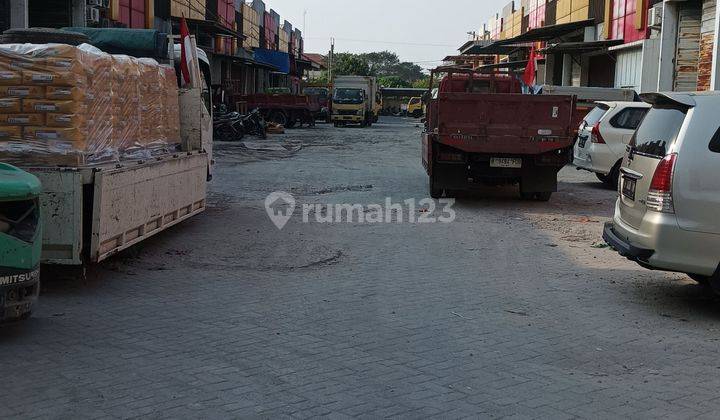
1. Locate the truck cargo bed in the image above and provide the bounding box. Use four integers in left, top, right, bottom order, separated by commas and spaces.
30, 152, 208, 265
431, 93, 576, 154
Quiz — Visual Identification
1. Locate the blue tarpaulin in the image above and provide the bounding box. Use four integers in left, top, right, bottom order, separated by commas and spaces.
253, 49, 290, 73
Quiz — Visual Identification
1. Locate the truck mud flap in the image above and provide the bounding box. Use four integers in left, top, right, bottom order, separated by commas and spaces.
90, 154, 208, 263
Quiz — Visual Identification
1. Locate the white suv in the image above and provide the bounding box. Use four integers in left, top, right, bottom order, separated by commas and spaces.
574, 101, 650, 187
603, 92, 720, 290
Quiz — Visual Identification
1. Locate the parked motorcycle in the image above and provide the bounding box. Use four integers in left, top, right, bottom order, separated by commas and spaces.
213, 104, 244, 142
241, 108, 267, 139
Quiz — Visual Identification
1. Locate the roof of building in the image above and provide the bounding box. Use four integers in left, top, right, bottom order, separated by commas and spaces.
302, 53, 327, 68
495, 19, 594, 45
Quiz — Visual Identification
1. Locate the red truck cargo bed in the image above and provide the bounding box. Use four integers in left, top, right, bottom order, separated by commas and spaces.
432, 93, 576, 155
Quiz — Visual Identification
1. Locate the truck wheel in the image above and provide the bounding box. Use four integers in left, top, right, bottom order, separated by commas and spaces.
429, 175, 442, 199
521, 191, 552, 202
689, 274, 710, 286
269, 111, 288, 127
534, 192, 552, 202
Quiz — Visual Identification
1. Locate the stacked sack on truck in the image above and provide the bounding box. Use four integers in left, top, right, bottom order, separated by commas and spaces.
0, 43, 181, 166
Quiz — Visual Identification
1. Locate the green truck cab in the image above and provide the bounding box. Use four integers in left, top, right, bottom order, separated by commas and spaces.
0, 163, 41, 322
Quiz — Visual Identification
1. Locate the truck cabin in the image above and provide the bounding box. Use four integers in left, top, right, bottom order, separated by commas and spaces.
333, 88, 365, 105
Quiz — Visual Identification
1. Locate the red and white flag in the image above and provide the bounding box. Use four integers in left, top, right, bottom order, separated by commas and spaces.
523, 45, 537, 87
179, 16, 195, 88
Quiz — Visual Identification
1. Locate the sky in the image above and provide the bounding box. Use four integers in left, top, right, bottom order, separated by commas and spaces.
264, 0, 509, 69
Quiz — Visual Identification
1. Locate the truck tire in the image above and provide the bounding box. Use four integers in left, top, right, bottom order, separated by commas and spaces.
521, 191, 552, 202
429, 174, 442, 199
1, 28, 89, 45
268, 110, 288, 127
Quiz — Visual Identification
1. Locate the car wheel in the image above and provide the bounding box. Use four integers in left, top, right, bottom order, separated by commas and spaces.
1, 28, 89, 45
608, 162, 621, 189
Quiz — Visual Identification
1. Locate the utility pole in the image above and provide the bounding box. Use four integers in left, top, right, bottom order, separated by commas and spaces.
329, 37, 335, 83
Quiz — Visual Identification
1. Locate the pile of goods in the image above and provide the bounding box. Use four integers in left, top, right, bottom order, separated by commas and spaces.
0, 43, 181, 166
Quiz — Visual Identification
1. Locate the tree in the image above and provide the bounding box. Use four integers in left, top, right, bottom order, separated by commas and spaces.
411, 77, 439, 89
332, 53, 371, 76
391, 62, 425, 84
359, 51, 400, 76
378, 76, 411, 88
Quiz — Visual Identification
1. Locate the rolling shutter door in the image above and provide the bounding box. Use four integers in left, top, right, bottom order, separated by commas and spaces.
615, 48, 642, 90
674, 3, 702, 92
697, 0, 715, 91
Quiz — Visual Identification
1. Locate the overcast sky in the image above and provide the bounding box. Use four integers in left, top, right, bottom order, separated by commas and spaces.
265, 0, 509, 68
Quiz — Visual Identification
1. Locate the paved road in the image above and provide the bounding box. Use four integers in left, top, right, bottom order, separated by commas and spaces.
3, 117, 720, 419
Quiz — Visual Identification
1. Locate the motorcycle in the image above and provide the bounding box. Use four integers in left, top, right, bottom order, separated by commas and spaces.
213, 104, 244, 142
241, 108, 267, 139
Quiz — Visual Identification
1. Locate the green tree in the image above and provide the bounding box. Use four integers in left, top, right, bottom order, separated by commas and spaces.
332, 53, 371, 76
359, 51, 400, 76
391, 62, 425, 84
378, 75, 411, 88
411, 77, 439, 89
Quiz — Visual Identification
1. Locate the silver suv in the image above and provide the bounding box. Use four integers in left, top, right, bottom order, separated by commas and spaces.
603, 92, 720, 289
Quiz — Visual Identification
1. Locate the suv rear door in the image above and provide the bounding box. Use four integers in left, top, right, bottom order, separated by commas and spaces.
673, 98, 720, 234
617, 100, 689, 229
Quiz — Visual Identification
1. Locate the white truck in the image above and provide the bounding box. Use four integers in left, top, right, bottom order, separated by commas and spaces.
331, 76, 380, 127
22, 40, 213, 268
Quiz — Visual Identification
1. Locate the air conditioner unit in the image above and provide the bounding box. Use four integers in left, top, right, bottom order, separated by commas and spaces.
648, 3, 663, 27
86, 0, 101, 6
86, 7, 100, 23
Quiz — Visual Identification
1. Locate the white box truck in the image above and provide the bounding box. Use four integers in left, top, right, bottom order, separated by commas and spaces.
331, 76, 380, 127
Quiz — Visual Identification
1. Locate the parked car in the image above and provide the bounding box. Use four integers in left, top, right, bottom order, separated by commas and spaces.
603, 92, 720, 291
574, 101, 650, 187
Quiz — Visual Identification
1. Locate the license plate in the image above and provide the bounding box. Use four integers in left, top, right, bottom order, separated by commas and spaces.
622, 177, 636, 200
490, 158, 522, 168
578, 135, 588, 148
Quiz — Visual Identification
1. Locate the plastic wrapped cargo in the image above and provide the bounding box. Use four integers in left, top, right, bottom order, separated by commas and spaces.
0, 43, 181, 166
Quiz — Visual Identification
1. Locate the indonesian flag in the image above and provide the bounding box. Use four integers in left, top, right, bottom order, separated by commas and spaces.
179, 16, 195, 88
523, 46, 537, 87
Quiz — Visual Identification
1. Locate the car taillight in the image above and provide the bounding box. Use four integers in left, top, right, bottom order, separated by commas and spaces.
646, 154, 677, 213
590, 125, 606, 144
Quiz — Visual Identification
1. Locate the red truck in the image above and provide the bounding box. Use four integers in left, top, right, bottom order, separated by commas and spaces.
243, 93, 321, 128
423, 68, 577, 201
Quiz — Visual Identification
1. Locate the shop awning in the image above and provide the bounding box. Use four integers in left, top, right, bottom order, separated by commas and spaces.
540, 39, 623, 54
495, 19, 595, 45
461, 41, 530, 55
476, 60, 530, 70
253, 49, 290, 73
